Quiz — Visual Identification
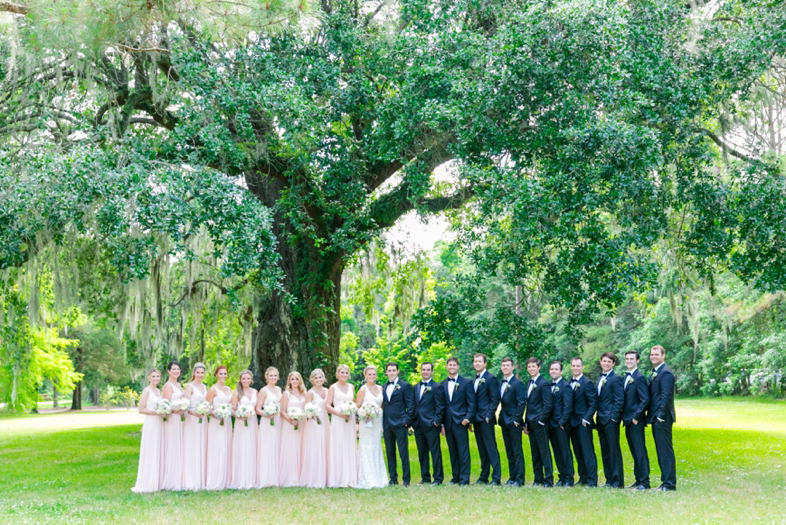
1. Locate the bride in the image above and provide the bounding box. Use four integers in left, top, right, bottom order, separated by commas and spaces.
355, 365, 388, 489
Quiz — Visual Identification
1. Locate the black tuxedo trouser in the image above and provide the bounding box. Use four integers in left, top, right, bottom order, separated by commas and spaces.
527, 421, 553, 486
652, 419, 676, 489
624, 422, 650, 487
548, 426, 574, 484
597, 421, 624, 487
500, 423, 525, 484
474, 420, 501, 482
414, 424, 443, 483
445, 422, 471, 484
568, 423, 597, 486
383, 424, 410, 484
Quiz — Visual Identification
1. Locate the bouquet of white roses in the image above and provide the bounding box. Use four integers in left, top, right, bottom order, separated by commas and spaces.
287, 407, 305, 430
172, 398, 191, 421
194, 401, 211, 423
214, 403, 233, 426
357, 403, 382, 427
304, 402, 322, 425
338, 401, 357, 423
262, 403, 280, 426
155, 399, 172, 421
235, 404, 255, 427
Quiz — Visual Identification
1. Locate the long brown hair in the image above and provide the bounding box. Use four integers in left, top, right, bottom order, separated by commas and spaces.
286, 371, 307, 396
235, 370, 254, 399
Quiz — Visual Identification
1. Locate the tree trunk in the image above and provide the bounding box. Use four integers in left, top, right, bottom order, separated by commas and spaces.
71, 382, 82, 410
52, 382, 58, 408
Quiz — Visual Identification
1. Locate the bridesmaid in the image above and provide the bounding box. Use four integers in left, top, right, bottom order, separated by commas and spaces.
205, 365, 232, 490
327, 364, 357, 487
160, 361, 185, 490
182, 362, 208, 491
229, 370, 258, 489
299, 368, 330, 488
255, 366, 281, 487
131, 368, 164, 493
278, 371, 307, 487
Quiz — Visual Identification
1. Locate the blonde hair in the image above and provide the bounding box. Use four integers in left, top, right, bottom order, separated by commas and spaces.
235, 370, 253, 399
309, 368, 325, 385
335, 364, 351, 379
189, 362, 207, 382
363, 365, 377, 375
286, 371, 307, 395
264, 366, 279, 382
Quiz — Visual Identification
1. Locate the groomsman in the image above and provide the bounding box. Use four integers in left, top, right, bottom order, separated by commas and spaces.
523, 357, 553, 487
472, 353, 502, 485
498, 357, 527, 486
648, 345, 677, 491
382, 362, 415, 486
596, 352, 624, 488
548, 361, 574, 486
622, 350, 650, 490
435, 357, 475, 485
567, 357, 598, 487
412, 361, 444, 486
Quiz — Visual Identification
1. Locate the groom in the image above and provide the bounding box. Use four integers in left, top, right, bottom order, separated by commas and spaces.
382, 362, 415, 486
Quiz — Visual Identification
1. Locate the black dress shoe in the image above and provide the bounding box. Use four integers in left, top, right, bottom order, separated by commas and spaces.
449, 480, 459, 485
419, 480, 430, 485
490, 481, 501, 486
505, 480, 516, 486
458, 482, 469, 486
508, 481, 521, 487
403, 482, 410, 487
563, 482, 574, 487
555, 481, 564, 487
430, 481, 442, 486
388, 480, 398, 486
634, 485, 649, 491
474, 480, 489, 485
656, 485, 675, 491
628, 482, 640, 489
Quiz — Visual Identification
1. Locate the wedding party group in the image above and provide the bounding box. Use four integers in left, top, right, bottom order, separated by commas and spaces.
131, 345, 677, 493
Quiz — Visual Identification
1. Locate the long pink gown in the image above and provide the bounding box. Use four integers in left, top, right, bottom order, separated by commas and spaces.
205, 386, 232, 490
160, 383, 185, 490
278, 390, 306, 487
327, 384, 357, 487
182, 382, 208, 491
229, 389, 258, 489
131, 387, 164, 493
299, 389, 330, 488
256, 386, 281, 488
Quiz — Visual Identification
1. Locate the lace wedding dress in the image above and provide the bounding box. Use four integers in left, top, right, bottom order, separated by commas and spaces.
355, 384, 388, 489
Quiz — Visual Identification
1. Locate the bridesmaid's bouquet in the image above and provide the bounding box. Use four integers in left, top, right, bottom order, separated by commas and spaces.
262, 403, 280, 426
357, 403, 382, 428
214, 403, 233, 426
172, 398, 191, 421
338, 401, 357, 423
304, 402, 322, 425
287, 407, 305, 430
155, 399, 172, 421
235, 404, 255, 427
194, 401, 211, 424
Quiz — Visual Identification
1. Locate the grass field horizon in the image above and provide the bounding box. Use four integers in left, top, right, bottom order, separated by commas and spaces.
1, 398, 784, 524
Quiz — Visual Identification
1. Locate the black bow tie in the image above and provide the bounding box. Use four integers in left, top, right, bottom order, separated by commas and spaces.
553, 380, 559, 384
601, 373, 608, 377
421, 381, 430, 385
387, 381, 396, 385
475, 374, 482, 379
625, 372, 632, 376
530, 379, 536, 384
570, 378, 579, 383
448, 378, 456, 382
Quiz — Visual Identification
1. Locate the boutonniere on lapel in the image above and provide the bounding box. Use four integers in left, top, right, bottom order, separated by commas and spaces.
572, 382, 579, 390
478, 378, 485, 385
503, 383, 511, 392
553, 386, 560, 393
395, 384, 401, 391
601, 378, 608, 386
454, 380, 461, 389
424, 386, 432, 393
650, 371, 658, 380
531, 382, 537, 389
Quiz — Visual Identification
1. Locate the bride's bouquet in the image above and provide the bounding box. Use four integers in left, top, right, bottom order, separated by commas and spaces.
304, 402, 322, 425
171, 398, 191, 421
262, 403, 280, 426
214, 403, 233, 426
155, 399, 172, 421
357, 403, 382, 428
194, 401, 211, 423
338, 401, 357, 423
235, 404, 255, 427
287, 407, 305, 430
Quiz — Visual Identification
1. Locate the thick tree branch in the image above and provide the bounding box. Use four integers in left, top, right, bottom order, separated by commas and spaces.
370, 183, 476, 230
365, 131, 456, 191
0, 1, 27, 14
696, 127, 769, 165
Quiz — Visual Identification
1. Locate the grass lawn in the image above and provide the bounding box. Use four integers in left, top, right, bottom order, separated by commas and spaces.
1, 398, 784, 524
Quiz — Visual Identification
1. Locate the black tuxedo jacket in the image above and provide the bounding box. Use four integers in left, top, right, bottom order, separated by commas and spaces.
498, 375, 526, 427
621, 369, 649, 425
524, 375, 552, 426
382, 379, 415, 428
596, 370, 624, 425
647, 364, 676, 424
413, 379, 442, 428
435, 376, 475, 427
473, 370, 500, 424
549, 378, 573, 429
568, 375, 597, 428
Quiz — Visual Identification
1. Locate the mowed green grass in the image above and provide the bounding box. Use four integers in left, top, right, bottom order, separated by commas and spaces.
0, 398, 784, 525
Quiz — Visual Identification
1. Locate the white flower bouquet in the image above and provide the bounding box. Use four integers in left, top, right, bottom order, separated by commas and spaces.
155, 399, 172, 421
172, 398, 191, 421
357, 403, 382, 428
304, 402, 322, 424
287, 407, 305, 430
338, 401, 357, 423
236, 404, 255, 427
262, 403, 280, 426
194, 400, 211, 423
214, 403, 233, 426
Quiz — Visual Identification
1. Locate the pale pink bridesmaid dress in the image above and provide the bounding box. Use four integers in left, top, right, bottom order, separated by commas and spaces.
131, 387, 164, 493
160, 383, 185, 490
327, 384, 357, 487
205, 386, 232, 490
256, 386, 281, 487
229, 389, 258, 489
299, 388, 329, 488
182, 382, 208, 491
278, 391, 306, 487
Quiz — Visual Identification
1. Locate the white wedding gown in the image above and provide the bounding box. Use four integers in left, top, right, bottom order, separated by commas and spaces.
355, 384, 388, 489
